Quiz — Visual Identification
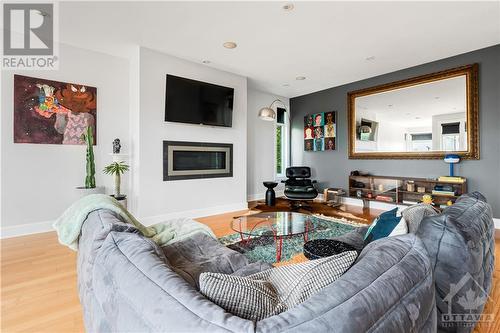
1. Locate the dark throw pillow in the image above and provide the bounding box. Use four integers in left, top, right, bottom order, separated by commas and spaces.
364, 208, 403, 243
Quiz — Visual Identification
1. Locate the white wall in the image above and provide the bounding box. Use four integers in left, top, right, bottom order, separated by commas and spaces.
247, 88, 289, 200
0, 44, 250, 236
0, 43, 130, 236
136, 47, 248, 223
376, 120, 406, 152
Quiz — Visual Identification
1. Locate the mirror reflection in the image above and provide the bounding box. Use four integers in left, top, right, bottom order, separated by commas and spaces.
354, 75, 467, 153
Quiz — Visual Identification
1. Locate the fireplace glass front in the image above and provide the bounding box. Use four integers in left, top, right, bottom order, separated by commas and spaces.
163, 141, 233, 181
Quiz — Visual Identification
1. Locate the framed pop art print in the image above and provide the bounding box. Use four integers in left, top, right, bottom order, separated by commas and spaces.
304, 111, 336, 151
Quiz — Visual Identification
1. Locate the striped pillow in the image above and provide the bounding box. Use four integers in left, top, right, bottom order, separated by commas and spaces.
199, 273, 286, 321
249, 250, 358, 308
199, 251, 357, 320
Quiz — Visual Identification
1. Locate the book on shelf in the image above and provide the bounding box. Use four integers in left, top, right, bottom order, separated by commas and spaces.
434, 185, 454, 192
432, 190, 456, 196
403, 200, 419, 205
375, 195, 393, 202
438, 176, 465, 183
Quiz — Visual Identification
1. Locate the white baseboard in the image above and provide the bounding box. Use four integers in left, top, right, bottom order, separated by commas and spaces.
341, 196, 408, 211
247, 190, 285, 202
1, 220, 55, 239
139, 202, 249, 226
0, 202, 249, 239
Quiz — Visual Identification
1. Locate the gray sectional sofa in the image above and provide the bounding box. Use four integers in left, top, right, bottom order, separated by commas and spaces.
77, 192, 494, 333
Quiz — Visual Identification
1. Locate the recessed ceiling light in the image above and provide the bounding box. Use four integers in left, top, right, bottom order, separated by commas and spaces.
388, 104, 393, 107
365, 56, 376, 61
283, 83, 290, 87
283, 3, 294, 11
223, 41, 237, 49
434, 96, 440, 99
202, 60, 210, 64
295, 76, 306, 80
415, 117, 421, 119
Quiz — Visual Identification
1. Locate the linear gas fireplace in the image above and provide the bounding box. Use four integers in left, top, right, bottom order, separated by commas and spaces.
163, 141, 233, 181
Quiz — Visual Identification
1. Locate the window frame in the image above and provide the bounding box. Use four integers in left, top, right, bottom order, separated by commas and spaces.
275, 107, 289, 179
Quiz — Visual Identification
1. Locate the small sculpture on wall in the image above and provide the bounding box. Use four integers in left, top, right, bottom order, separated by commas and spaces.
112, 138, 121, 154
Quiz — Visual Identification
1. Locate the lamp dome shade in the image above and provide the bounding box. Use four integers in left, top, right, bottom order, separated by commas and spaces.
444, 154, 460, 164
258, 107, 276, 121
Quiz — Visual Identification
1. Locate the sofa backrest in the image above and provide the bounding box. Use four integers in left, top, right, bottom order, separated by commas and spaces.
77, 209, 140, 331
78, 209, 255, 333
257, 233, 436, 333
416, 192, 495, 332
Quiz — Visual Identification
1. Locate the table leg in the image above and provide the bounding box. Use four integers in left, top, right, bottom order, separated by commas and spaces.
276, 236, 283, 262
304, 222, 309, 242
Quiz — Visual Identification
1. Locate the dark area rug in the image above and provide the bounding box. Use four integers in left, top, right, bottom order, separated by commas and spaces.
218, 215, 363, 263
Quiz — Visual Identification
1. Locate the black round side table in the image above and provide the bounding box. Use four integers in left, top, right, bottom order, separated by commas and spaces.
303, 239, 357, 260
263, 181, 278, 206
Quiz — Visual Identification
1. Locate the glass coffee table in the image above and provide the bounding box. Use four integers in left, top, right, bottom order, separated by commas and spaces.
231, 211, 319, 262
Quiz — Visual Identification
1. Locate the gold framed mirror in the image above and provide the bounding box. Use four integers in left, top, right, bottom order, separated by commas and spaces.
348, 64, 479, 159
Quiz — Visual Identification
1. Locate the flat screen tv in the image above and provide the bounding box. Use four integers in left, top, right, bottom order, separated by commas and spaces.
165, 74, 234, 127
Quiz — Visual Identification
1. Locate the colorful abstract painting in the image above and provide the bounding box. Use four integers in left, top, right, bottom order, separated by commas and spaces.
14, 75, 97, 145
304, 111, 336, 151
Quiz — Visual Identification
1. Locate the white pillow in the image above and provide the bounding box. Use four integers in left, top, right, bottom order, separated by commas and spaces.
389, 216, 408, 236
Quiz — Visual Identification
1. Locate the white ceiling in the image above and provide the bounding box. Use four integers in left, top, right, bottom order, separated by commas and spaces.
58, 1, 500, 98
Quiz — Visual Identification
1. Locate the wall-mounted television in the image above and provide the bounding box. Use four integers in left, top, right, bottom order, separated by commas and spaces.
165, 74, 234, 127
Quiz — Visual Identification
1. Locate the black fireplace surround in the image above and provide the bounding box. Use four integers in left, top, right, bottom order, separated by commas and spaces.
163, 141, 233, 181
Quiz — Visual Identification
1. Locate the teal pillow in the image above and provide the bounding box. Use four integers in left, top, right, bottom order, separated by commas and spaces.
364, 208, 402, 243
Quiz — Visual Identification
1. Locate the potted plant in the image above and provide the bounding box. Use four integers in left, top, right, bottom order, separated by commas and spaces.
75, 126, 104, 198
103, 161, 129, 205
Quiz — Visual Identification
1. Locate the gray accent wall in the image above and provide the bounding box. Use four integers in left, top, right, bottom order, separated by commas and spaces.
290, 45, 500, 217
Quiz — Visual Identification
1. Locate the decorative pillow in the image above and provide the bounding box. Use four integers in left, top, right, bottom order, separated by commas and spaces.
249, 251, 358, 308
364, 208, 404, 243
199, 251, 357, 320
389, 216, 408, 237
401, 203, 439, 233
199, 273, 286, 321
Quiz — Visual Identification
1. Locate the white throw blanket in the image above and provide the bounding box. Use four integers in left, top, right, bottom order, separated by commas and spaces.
53, 194, 216, 250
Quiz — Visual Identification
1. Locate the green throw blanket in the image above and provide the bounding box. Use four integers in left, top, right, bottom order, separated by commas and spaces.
53, 194, 215, 251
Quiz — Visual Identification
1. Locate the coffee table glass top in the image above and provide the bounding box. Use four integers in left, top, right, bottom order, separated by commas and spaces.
231, 211, 318, 237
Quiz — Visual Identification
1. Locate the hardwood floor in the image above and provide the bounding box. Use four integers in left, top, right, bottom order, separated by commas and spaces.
1, 232, 83, 332
1, 203, 499, 332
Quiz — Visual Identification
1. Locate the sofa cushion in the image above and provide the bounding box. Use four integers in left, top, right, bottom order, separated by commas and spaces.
255, 234, 435, 333
416, 192, 494, 331
200, 251, 357, 321
162, 232, 273, 288
92, 228, 257, 333
330, 226, 369, 251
